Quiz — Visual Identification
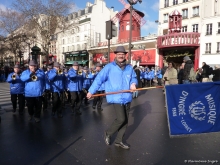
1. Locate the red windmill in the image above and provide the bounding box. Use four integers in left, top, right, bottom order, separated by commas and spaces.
111, 0, 146, 26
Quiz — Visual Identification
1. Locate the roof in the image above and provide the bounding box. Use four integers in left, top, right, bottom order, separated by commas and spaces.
169, 10, 181, 16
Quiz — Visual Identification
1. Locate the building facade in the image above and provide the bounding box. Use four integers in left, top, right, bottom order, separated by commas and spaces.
157, 0, 220, 68
58, 0, 118, 67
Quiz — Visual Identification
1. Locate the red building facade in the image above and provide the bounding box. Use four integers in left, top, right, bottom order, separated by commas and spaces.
157, 10, 200, 69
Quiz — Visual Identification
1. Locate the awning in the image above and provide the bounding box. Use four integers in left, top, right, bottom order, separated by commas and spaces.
65, 60, 88, 65
70, 54, 79, 56
80, 53, 87, 56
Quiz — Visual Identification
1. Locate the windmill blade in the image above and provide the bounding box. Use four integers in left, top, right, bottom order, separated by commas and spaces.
127, 8, 147, 26
118, 0, 127, 6
111, 8, 127, 24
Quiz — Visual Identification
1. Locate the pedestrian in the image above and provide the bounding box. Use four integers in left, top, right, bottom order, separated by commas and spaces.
67, 62, 84, 115
87, 46, 137, 149
47, 62, 65, 118
211, 65, 220, 82
6, 64, 25, 115
133, 65, 141, 98
92, 63, 105, 111
20, 60, 45, 123
183, 56, 194, 84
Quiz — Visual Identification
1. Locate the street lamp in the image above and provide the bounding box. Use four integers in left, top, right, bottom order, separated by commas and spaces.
18, 50, 23, 66
127, 0, 142, 64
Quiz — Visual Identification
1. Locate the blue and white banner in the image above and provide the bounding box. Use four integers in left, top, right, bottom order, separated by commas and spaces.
165, 82, 220, 136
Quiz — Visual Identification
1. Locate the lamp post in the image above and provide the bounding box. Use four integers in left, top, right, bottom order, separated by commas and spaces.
31, 45, 41, 62
127, 0, 142, 64
18, 50, 23, 66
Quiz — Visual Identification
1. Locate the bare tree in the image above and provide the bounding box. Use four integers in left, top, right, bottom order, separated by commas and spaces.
0, 8, 27, 64
13, 0, 76, 65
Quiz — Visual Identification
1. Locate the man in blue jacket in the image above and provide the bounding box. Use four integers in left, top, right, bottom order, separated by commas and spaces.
82, 66, 94, 105
47, 62, 65, 118
87, 46, 137, 150
68, 61, 84, 115
20, 60, 45, 123
92, 63, 105, 111
6, 64, 25, 115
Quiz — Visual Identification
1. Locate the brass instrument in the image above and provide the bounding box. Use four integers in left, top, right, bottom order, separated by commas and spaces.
57, 69, 63, 75
91, 70, 96, 75
11, 74, 16, 80
31, 74, 38, 81
78, 70, 82, 75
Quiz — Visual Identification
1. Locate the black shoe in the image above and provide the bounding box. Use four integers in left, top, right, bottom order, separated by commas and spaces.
92, 105, 96, 109
52, 112, 55, 116
104, 132, 111, 145
114, 142, 130, 150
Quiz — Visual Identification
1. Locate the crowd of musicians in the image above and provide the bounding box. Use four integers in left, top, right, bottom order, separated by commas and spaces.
6, 60, 105, 122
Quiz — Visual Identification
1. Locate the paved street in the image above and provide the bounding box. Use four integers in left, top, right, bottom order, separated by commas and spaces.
0, 82, 220, 165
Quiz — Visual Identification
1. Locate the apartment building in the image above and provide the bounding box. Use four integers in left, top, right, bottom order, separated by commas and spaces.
157, 0, 220, 68
58, 0, 118, 66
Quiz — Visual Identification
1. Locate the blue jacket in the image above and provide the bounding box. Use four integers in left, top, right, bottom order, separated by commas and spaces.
6, 72, 25, 94
89, 61, 137, 104
47, 68, 65, 93
45, 71, 51, 90
157, 70, 162, 79
82, 72, 94, 89
93, 71, 105, 91
67, 68, 84, 92
144, 71, 154, 80
20, 69, 45, 97
64, 71, 69, 90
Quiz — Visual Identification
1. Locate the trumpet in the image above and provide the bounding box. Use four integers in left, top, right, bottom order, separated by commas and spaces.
78, 70, 82, 75
57, 69, 63, 75
11, 74, 16, 80
31, 74, 38, 81
91, 70, 96, 75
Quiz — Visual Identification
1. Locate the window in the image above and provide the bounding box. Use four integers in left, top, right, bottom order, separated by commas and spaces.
132, 24, 135, 30
192, 24, 198, 32
72, 45, 75, 51
164, 0, 169, 7
77, 36, 80, 42
63, 39, 65, 44
206, 24, 212, 35
183, 0, 188, 2
163, 13, 168, 23
205, 43, 211, 53
182, 9, 188, 19
83, 43, 87, 49
77, 44, 80, 50
85, 7, 88, 14
218, 23, 220, 34
68, 46, 69, 51
62, 47, 64, 53
182, 26, 187, 32
192, 6, 199, 17
217, 42, 220, 53
68, 38, 71, 44
121, 25, 124, 31
78, 10, 81, 16
173, 0, 178, 5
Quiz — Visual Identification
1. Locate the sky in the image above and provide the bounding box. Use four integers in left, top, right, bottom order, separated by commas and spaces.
0, 0, 159, 36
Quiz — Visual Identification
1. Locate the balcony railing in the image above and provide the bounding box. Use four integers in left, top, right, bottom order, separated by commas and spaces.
157, 32, 200, 49
182, 16, 188, 19
206, 32, 212, 35
192, 14, 199, 17
205, 51, 211, 54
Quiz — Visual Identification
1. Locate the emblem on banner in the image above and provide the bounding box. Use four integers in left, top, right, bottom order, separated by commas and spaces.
189, 101, 206, 121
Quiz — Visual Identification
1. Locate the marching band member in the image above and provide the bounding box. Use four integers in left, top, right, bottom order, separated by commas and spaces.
87, 46, 137, 149
6, 64, 25, 115
82, 66, 94, 105
42, 65, 52, 111
67, 62, 84, 115
20, 60, 45, 123
47, 62, 65, 118
92, 63, 105, 111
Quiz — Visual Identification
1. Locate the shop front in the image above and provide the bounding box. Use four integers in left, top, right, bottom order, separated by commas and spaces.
64, 50, 89, 66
